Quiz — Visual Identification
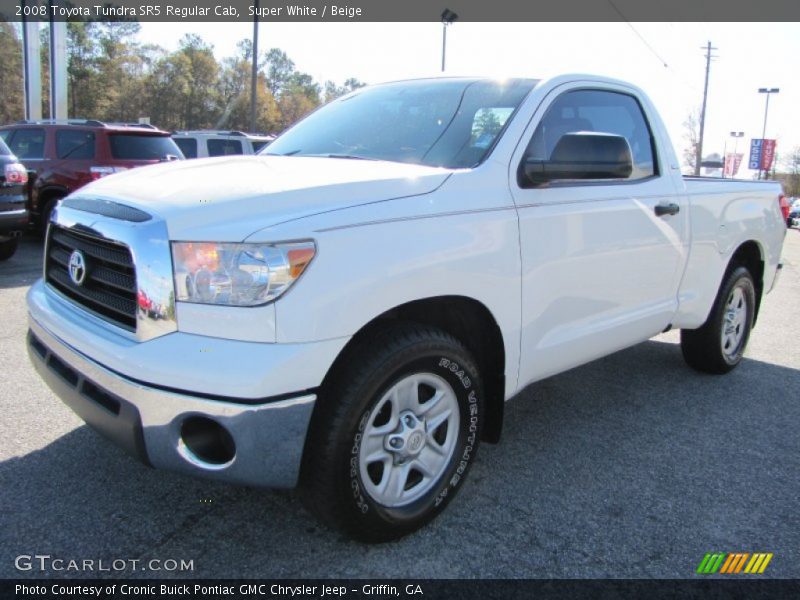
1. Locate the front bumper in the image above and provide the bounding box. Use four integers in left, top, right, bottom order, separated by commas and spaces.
27, 315, 317, 489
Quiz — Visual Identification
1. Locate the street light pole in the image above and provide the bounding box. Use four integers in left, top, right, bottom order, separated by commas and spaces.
757, 87, 779, 180
440, 9, 458, 72
250, 0, 260, 133
441, 22, 446, 72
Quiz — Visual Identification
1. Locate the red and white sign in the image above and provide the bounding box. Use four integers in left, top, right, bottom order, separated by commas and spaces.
760, 139, 776, 172
723, 153, 743, 177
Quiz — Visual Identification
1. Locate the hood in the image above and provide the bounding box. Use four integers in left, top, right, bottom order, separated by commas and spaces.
72, 155, 451, 240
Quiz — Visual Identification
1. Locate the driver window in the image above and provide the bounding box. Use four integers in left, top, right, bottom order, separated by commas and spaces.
523, 89, 658, 182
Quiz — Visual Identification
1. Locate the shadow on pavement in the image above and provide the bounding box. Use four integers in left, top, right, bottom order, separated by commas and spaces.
2, 338, 798, 578
0, 235, 44, 290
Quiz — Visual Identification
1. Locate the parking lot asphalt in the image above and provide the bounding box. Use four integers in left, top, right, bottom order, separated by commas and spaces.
1, 230, 798, 579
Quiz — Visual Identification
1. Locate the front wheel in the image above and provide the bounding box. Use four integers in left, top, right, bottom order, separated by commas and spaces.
681, 266, 756, 374
299, 323, 484, 542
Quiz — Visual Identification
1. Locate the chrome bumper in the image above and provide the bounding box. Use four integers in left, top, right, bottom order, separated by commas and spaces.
28, 316, 316, 488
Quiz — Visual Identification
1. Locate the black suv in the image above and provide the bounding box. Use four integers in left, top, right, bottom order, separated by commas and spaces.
0, 137, 29, 260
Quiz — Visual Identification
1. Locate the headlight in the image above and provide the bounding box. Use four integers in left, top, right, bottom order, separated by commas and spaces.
171, 241, 316, 306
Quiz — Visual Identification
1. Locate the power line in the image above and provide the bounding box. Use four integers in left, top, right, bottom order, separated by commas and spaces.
606, 0, 669, 68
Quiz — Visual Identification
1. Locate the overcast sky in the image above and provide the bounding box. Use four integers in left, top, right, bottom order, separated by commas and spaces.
136, 21, 798, 174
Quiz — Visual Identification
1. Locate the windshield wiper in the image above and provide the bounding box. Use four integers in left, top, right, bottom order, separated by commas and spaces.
265, 149, 302, 156
320, 153, 378, 161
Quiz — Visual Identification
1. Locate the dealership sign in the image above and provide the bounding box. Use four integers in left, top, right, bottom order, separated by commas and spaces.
723, 153, 743, 177
748, 139, 777, 171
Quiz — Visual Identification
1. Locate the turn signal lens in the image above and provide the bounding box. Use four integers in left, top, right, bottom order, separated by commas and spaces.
288, 247, 315, 278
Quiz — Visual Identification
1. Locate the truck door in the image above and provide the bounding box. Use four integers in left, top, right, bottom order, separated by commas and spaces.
509, 84, 688, 386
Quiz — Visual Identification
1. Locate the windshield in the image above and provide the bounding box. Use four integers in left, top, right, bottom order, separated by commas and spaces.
108, 134, 184, 161
0, 137, 11, 156
264, 78, 536, 168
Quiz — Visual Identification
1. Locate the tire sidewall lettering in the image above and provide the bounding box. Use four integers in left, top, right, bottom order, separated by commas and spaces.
347, 353, 482, 522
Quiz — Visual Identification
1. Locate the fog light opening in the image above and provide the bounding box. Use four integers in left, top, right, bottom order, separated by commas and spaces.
179, 416, 236, 467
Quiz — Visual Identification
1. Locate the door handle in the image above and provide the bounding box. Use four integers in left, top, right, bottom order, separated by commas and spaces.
655, 203, 680, 217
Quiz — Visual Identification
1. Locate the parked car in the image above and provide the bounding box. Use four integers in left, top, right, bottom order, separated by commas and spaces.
0, 120, 183, 232
788, 200, 800, 228
779, 195, 792, 227
26, 75, 786, 542
0, 138, 28, 260
171, 131, 274, 159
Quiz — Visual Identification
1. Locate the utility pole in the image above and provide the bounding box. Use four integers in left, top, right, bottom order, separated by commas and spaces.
250, 0, 260, 133
695, 41, 717, 176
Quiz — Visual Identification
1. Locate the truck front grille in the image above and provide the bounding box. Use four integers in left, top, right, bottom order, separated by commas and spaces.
45, 226, 137, 331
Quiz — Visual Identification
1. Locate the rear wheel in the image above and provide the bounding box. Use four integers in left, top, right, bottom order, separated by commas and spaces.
0, 237, 19, 261
681, 266, 756, 374
300, 322, 484, 542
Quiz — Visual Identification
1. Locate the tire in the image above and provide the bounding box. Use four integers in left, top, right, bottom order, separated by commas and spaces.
0, 237, 19, 261
299, 322, 484, 542
680, 266, 756, 374
39, 197, 61, 237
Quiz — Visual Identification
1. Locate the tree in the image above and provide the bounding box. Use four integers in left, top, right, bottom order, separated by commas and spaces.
144, 52, 193, 130
225, 73, 280, 133
323, 78, 365, 103
215, 39, 281, 133
681, 109, 700, 173
67, 22, 101, 118
778, 146, 800, 196
0, 27, 363, 136
215, 40, 253, 129
277, 87, 317, 131
0, 23, 24, 123
474, 108, 503, 137
175, 34, 220, 129
263, 48, 295, 97
94, 23, 142, 119
287, 72, 320, 104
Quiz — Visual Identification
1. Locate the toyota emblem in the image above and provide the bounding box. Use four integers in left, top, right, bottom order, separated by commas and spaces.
68, 250, 87, 286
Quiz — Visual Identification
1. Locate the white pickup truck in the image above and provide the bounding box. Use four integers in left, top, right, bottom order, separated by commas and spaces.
27, 74, 786, 541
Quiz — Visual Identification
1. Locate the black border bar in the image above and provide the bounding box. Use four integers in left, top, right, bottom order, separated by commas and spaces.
5, 579, 800, 600
2, 0, 800, 22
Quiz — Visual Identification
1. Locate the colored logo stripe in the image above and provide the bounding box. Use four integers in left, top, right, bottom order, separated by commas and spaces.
697, 553, 773, 574
745, 553, 773, 574
697, 553, 726, 574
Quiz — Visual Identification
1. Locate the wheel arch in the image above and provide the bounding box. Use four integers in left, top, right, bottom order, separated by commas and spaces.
35, 185, 70, 217
727, 240, 764, 324
319, 295, 507, 444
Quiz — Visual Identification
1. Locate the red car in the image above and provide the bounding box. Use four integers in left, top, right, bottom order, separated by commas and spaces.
0, 120, 183, 232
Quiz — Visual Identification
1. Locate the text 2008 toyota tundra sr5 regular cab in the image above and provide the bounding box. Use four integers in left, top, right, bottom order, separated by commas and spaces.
27, 75, 786, 541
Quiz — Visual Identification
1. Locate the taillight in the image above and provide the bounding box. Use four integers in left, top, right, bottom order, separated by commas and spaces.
779, 194, 790, 223
4, 162, 28, 185
90, 166, 128, 180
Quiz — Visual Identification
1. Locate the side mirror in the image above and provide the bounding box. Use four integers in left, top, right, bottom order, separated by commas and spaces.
522, 132, 633, 186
